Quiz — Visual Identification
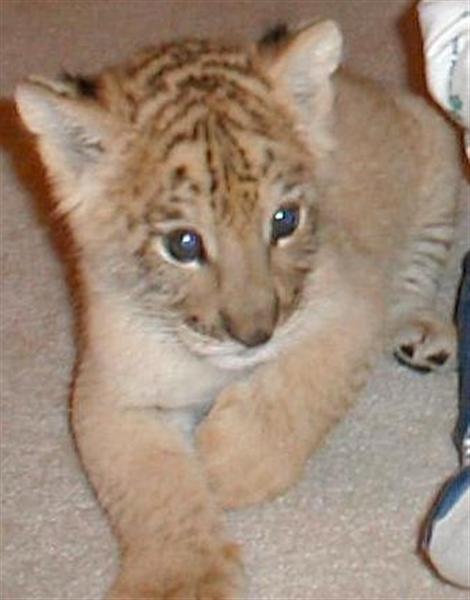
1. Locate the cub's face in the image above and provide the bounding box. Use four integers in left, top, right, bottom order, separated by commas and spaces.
16, 22, 342, 368
120, 121, 318, 365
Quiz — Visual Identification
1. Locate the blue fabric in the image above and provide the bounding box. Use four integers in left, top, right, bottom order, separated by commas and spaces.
431, 466, 470, 522
455, 251, 470, 462
423, 252, 470, 550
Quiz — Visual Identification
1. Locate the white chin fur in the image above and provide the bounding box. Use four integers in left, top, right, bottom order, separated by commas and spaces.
177, 326, 272, 371
177, 308, 307, 372
179, 325, 270, 371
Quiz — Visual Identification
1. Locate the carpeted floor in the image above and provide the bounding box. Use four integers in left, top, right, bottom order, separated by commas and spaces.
1, 1, 469, 599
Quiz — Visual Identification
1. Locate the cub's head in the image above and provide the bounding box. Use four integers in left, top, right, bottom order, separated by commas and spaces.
16, 20, 342, 369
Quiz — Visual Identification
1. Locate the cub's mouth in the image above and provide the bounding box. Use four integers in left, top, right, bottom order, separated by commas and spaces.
178, 322, 278, 371
177, 299, 307, 372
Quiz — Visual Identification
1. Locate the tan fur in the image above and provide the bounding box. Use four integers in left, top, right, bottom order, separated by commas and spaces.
15, 19, 459, 599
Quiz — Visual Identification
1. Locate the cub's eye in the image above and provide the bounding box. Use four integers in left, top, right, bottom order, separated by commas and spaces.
271, 205, 300, 242
164, 229, 204, 263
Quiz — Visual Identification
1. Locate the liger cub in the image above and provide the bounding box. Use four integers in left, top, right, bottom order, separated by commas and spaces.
16, 19, 459, 600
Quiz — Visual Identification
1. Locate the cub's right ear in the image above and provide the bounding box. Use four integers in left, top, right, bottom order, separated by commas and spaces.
15, 75, 118, 199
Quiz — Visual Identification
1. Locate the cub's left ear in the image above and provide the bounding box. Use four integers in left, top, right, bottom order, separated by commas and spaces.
15, 75, 118, 197
260, 20, 343, 153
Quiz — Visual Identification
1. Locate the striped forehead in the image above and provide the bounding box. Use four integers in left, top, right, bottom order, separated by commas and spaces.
137, 118, 308, 235
155, 116, 267, 225
127, 47, 277, 217
120, 40, 304, 223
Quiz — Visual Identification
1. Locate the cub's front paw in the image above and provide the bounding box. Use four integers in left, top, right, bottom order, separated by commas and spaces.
107, 543, 243, 600
393, 312, 456, 373
197, 385, 302, 509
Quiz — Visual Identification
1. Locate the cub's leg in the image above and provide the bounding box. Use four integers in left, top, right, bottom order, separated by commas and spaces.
390, 136, 460, 374
197, 266, 382, 509
73, 363, 243, 600
391, 211, 458, 373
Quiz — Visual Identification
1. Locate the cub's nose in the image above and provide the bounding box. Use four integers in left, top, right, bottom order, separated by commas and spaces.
220, 313, 275, 348
239, 328, 273, 348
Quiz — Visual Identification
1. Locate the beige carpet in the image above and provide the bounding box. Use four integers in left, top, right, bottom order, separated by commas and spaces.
1, 1, 469, 598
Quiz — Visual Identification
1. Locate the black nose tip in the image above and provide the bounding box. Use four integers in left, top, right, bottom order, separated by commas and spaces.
221, 313, 273, 348
243, 328, 273, 348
